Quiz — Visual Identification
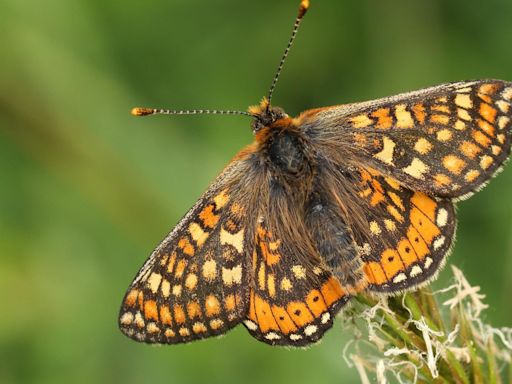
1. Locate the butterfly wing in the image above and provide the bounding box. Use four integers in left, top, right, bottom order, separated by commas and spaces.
243, 219, 350, 346
300, 80, 512, 199
353, 167, 456, 293
119, 151, 258, 344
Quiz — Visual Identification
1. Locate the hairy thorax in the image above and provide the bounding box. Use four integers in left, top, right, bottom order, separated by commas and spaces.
252, 103, 314, 184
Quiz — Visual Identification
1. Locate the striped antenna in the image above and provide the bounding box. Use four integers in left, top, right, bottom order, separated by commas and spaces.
266, 0, 310, 107
131, 107, 251, 117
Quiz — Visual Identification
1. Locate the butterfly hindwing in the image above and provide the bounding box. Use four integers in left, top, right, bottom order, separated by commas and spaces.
350, 167, 456, 293
243, 219, 350, 346
302, 80, 512, 199
119, 158, 255, 344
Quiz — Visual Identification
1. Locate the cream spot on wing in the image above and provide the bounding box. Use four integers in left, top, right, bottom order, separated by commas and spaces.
502, 87, 512, 101
498, 116, 510, 130
289, 334, 303, 341
436, 208, 448, 227
179, 328, 190, 337
258, 262, 265, 290
350, 114, 373, 128
292, 265, 306, 279
185, 273, 198, 290
202, 259, 217, 281
373, 136, 396, 165
457, 108, 471, 121
414, 138, 433, 154
402, 158, 429, 179
189, 222, 209, 247
395, 104, 414, 128
455, 120, 466, 131
265, 332, 281, 341
172, 285, 182, 297
455, 93, 472, 109
135, 312, 145, 328
161, 279, 171, 297
497, 134, 506, 144
436, 129, 452, 142
147, 322, 160, 334
370, 221, 382, 235
496, 100, 510, 113
480, 155, 493, 170
321, 312, 331, 324
424, 257, 433, 269
213, 189, 229, 208
384, 219, 396, 231
393, 273, 407, 283
120, 312, 134, 325
244, 320, 258, 331
147, 273, 162, 294
433, 236, 446, 250
267, 273, 276, 298
220, 228, 244, 253
491, 146, 502, 156
410, 265, 422, 277
281, 277, 293, 291
222, 265, 243, 286
304, 325, 318, 336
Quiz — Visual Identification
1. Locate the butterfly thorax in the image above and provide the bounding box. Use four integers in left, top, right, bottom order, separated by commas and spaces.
249, 100, 314, 184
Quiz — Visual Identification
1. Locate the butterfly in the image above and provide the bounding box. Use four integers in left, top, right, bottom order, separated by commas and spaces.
119, 0, 512, 346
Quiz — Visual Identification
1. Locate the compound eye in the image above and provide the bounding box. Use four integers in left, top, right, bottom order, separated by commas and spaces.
251, 119, 264, 132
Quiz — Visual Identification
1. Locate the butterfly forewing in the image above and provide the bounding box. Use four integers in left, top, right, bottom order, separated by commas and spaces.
119, 158, 256, 344
303, 80, 512, 199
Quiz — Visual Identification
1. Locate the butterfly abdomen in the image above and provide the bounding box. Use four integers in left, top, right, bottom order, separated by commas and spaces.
305, 196, 364, 291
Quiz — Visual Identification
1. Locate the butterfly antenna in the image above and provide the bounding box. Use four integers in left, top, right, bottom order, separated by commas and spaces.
131, 107, 251, 117
266, 0, 310, 108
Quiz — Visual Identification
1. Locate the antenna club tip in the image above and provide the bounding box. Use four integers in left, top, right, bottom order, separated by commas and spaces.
298, 0, 310, 17
131, 107, 154, 116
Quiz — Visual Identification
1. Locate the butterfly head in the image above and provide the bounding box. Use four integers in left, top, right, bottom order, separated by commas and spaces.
249, 98, 289, 133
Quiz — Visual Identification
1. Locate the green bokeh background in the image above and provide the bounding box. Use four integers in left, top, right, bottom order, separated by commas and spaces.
1, 1, 511, 383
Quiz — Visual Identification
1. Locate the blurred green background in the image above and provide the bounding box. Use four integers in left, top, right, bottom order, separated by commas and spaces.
1, 0, 511, 383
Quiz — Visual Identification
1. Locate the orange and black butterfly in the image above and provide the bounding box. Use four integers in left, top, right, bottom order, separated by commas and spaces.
119, 0, 512, 346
